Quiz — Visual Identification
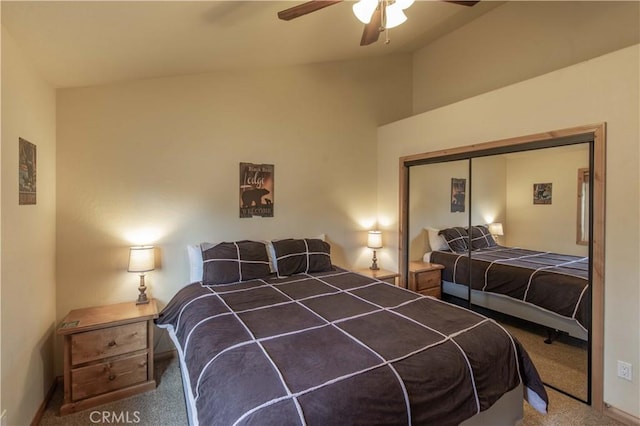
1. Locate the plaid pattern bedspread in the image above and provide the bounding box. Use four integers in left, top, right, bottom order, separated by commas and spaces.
156, 268, 547, 426
431, 246, 589, 331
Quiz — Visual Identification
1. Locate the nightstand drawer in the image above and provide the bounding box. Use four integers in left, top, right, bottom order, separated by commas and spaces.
419, 286, 441, 299
71, 321, 147, 365
415, 270, 440, 291
71, 352, 149, 401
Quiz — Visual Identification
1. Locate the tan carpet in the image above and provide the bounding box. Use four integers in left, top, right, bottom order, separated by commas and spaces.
524, 389, 622, 426
500, 320, 588, 401
39, 357, 187, 426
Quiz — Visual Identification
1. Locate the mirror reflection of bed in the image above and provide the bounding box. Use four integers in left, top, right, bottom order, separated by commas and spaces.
407, 143, 591, 402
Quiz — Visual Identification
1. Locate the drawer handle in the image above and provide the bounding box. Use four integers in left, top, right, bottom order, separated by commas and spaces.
108, 374, 116, 381
107, 340, 117, 347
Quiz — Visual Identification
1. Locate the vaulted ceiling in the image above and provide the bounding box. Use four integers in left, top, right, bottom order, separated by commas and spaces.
1, 1, 501, 88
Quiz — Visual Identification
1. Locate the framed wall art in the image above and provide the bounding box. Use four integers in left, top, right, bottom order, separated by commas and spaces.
19, 137, 37, 205
533, 182, 552, 204
239, 162, 274, 218
451, 178, 466, 213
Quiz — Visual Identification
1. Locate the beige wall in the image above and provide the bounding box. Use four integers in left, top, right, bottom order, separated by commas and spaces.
56, 54, 412, 369
1, 26, 57, 426
471, 155, 507, 235
378, 45, 640, 417
504, 147, 589, 256
412, 1, 640, 114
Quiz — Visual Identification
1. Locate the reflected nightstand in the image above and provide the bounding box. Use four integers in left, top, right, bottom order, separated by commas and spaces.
408, 262, 445, 298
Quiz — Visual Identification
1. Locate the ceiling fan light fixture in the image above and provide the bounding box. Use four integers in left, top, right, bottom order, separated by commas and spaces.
384, 3, 407, 29
279, 0, 477, 47
353, 0, 379, 24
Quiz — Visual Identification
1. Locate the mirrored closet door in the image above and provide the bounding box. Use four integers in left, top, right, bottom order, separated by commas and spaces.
469, 145, 590, 402
401, 125, 605, 405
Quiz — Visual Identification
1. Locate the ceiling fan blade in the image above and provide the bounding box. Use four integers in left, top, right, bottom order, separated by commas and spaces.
278, 1, 343, 21
443, 1, 480, 6
360, 7, 382, 46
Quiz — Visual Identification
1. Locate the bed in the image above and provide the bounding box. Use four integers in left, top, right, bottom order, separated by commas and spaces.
425, 227, 589, 341
157, 238, 548, 425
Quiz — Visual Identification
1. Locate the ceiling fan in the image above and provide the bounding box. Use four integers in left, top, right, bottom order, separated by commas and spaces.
277, 0, 480, 46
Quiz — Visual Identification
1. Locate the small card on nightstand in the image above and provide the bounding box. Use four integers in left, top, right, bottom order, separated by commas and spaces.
59, 320, 79, 329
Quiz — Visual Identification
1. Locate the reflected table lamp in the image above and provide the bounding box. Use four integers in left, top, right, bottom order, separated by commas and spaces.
488, 223, 504, 243
367, 231, 383, 270
128, 246, 155, 305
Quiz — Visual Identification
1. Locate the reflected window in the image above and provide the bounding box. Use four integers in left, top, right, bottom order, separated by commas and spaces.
577, 168, 589, 245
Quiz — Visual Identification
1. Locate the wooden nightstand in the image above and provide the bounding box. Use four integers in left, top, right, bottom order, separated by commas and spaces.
408, 262, 445, 298
57, 300, 159, 415
357, 268, 400, 285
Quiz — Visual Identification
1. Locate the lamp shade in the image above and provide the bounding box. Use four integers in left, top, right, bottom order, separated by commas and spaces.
128, 246, 155, 273
488, 223, 504, 236
367, 231, 383, 249
384, 3, 407, 29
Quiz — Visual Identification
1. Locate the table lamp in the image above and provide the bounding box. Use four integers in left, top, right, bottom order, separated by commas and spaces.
489, 223, 504, 243
367, 230, 382, 270
128, 246, 155, 305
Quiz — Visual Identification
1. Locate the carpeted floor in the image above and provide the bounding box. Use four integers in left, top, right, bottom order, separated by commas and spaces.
498, 316, 589, 401
524, 390, 622, 426
39, 356, 187, 426
499, 319, 622, 425
39, 350, 621, 426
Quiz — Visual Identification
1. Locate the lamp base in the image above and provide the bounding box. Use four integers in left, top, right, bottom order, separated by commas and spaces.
370, 250, 380, 270
136, 274, 150, 305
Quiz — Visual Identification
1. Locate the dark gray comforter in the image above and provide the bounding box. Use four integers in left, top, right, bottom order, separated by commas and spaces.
430, 246, 589, 331
156, 268, 548, 425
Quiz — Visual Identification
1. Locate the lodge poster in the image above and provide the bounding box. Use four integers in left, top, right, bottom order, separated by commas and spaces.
239, 163, 274, 218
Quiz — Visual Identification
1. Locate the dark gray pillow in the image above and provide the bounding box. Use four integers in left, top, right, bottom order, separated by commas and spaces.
271, 238, 332, 277
202, 240, 271, 285
469, 225, 497, 250
438, 227, 469, 253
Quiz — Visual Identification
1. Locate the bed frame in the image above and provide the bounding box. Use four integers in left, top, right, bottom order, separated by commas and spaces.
443, 280, 588, 341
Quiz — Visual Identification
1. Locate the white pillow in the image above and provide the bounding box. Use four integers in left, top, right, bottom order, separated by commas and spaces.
426, 227, 448, 252
187, 244, 203, 283
264, 240, 277, 273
